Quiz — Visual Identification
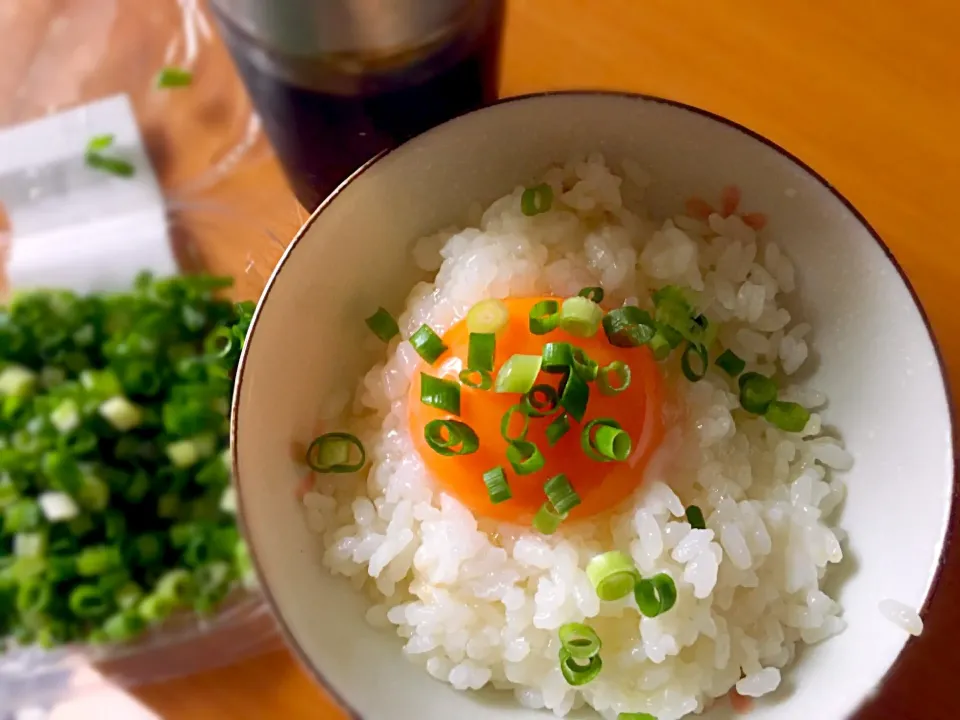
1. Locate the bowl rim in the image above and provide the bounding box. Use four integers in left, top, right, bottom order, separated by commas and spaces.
230, 90, 958, 720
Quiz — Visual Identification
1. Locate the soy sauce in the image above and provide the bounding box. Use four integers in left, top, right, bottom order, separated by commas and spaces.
215, 2, 504, 210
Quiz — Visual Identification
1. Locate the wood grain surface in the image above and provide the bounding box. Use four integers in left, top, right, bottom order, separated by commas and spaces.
3, 1, 959, 718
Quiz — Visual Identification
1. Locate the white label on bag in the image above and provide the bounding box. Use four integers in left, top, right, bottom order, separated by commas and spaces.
0, 94, 176, 293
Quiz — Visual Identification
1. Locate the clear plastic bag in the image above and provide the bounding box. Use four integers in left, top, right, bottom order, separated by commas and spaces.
0, 200, 288, 713
0, 0, 267, 194
0, 0, 313, 708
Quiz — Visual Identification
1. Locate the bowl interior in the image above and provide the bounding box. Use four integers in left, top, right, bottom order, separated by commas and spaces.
233, 94, 954, 719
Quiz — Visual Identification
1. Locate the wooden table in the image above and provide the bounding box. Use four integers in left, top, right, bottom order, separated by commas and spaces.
3, 1, 959, 718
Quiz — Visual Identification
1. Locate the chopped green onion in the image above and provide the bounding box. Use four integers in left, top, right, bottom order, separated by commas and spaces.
86, 134, 115, 153
581, 419, 631, 462
458, 368, 492, 390
204, 326, 234, 358
634, 573, 678, 618
365, 307, 399, 342
522, 384, 559, 417
618, 714, 657, 720
597, 361, 631, 395
648, 330, 672, 360
586, 551, 640, 601
521, 183, 553, 216
409, 325, 448, 364
155, 66, 194, 88
423, 420, 479, 456
546, 412, 571, 447
468, 332, 496, 372
680, 342, 709, 382
500, 404, 530, 442
602, 307, 657, 348
739, 372, 777, 414
765, 400, 811, 432
69, 585, 111, 618
571, 347, 599, 382
98, 396, 143, 431
529, 300, 560, 335
544, 473, 581, 514
558, 622, 602, 660
578, 287, 605, 303
85, 152, 135, 177
155, 568, 195, 605
715, 348, 746, 377
482, 467, 512, 504
686, 505, 706, 530
533, 502, 566, 534
542, 342, 574, 373
560, 296, 603, 338
420, 373, 461, 415
559, 649, 603, 686
77, 546, 123, 576
495, 354, 543, 394
559, 370, 590, 423
306, 433, 366, 473
0, 365, 36, 396
466, 299, 510, 334
506, 440, 546, 476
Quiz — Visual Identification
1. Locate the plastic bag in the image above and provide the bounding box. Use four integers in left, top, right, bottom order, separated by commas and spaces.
0, 200, 289, 713
0, 0, 305, 711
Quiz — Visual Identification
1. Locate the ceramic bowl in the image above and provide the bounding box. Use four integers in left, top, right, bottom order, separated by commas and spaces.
231, 93, 955, 719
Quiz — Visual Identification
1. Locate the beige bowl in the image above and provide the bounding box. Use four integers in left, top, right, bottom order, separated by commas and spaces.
232, 93, 955, 719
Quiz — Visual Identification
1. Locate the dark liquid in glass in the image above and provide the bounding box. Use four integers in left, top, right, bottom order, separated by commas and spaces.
216, 3, 504, 210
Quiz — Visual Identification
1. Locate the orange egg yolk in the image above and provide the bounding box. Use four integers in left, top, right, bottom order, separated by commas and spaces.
409, 297, 664, 523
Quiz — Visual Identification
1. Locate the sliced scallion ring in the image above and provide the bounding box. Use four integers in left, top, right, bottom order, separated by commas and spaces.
715, 348, 746, 377
560, 296, 603, 338
559, 370, 589, 423
586, 551, 640, 602
364, 307, 399, 342
506, 440, 545, 476
521, 183, 553, 216
495, 354, 543, 394
558, 622, 602, 660
466, 298, 510, 334
577, 287, 605, 303
680, 342, 709, 382
602, 306, 656, 348
765, 400, 811, 432
500, 405, 530, 442
597, 361, 631, 395
410, 325, 448, 364
648, 330, 672, 360
423, 420, 480, 456
306, 433, 366, 473
685, 505, 706, 530
581, 418, 631, 462
420, 374, 461, 415
458, 368, 492, 390
542, 342, 574, 374
544, 473, 581, 514
634, 573, 678, 618
571, 347, 599, 382
529, 300, 560, 335
546, 412, 571, 447
533, 501, 566, 534
468, 332, 496, 372
559, 649, 603, 686
522, 384, 560, 417
739, 372, 777, 414
482, 467, 511, 504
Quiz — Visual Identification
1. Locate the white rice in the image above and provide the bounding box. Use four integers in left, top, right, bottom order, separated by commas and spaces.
878, 599, 923, 637
303, 155, 852, 719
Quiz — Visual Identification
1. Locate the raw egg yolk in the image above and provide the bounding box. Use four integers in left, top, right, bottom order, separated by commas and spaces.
409, 297, 664, 523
